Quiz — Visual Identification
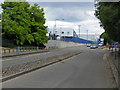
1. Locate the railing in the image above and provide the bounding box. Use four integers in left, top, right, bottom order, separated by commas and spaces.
2, 47, 44, 54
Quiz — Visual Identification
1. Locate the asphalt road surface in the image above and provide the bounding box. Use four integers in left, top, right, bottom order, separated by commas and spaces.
3, 46, 115, 88
2, 46, 87, 67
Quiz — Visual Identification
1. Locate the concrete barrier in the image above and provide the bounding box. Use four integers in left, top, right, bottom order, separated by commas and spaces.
45, 40, 84, 49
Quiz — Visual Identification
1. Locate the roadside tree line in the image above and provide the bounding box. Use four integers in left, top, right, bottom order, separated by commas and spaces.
1, 1, 49, 47
95, 1, 120, 45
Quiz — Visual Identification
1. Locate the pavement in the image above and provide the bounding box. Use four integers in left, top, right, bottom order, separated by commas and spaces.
2, 46, 117, 88
104, 52, 120, 88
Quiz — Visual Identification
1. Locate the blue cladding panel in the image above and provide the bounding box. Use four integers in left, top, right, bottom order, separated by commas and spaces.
60, 37, 95, 44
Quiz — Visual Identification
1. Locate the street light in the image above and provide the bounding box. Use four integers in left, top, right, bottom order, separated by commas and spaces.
78, 25, 81, 38
54, 19, 64, 38
54, 19, 59, 34
59, 25, 62, 37
86, 30, 88, 40
94, 33, 97, 44
59, 19, 64, 37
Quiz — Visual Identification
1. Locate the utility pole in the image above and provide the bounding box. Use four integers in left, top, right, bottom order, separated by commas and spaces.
94, 33, 97, 44
78, 25, 81, 38
55, 19, 64, 37
54, 19, 59, 40
54, 19, 59, 34
60, 25, 62, 37
86, 30, 88, 40
60, 19, 64, 37
55, 19, 64, 34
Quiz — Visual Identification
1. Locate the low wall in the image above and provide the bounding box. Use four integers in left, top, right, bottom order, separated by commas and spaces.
45, 40, 84, 49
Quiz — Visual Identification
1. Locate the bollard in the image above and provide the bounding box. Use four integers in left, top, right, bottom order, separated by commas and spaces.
4, 49, 6, 53
9, 49, 10, 53
112, 47, 113, 53
17, 47, 20, 55
36, 46, 39, 51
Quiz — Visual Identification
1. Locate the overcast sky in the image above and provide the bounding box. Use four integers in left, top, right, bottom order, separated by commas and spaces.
29, 2, 104, 36
0, 1, 105, 36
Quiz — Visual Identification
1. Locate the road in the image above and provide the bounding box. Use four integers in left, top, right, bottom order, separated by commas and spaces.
2, 46, 86, 67
3, 46, 115, 88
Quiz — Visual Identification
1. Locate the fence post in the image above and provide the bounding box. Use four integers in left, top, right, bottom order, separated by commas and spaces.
112, 45, 114, 53
17, 47, 20, 55
9, 49, 10, 53
4, 49, 6, 53
36, 46, 39, 51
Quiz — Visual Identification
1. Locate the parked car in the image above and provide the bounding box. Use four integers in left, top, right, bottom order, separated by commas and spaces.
90, 44, 98, 49
98, 43, 103, 47
86, 44, 91, 47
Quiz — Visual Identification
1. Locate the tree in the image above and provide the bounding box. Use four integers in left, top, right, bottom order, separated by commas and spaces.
95, 2, 120, 42
1, 2, 49, 46
28, 4, 48, 46
2, 2, 31, 45
0, 13, 1, 32
100, 32, 113, 45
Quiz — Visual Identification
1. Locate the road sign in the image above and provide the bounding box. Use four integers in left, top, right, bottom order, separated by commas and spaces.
114, 42, 118, 48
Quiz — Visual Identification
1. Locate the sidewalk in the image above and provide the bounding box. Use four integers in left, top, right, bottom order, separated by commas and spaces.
1, 49, 49, 58
105, 51, 120, 88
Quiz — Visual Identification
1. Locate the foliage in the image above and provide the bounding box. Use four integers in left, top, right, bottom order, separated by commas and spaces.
2, 34, 16, 48
28, 4, 49, 45
1, 2, 49, 46
95, 2, 120, 42
100, 32, 113, 45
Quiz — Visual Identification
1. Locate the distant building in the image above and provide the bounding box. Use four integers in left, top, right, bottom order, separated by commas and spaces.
47, 27, 100, 41
55, 28, 75, 37
47, 28, 77, 37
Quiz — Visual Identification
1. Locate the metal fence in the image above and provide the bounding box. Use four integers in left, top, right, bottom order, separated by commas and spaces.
60, 37, 95, 44
2, 47, 44, 54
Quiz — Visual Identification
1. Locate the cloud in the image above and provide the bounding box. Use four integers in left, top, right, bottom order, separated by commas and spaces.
28, 0, 94, 2
29, 2, 95, 22
1, 2, 104, 36
42, 2, 104, 35
46, 18, 104, 35
44, 7, 90, 22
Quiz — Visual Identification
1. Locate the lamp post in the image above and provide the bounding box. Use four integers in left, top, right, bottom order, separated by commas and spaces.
78, 25, 81, 38
86, 30, 88, 40
54, 19, 59, 35
54, 19, 64, 33
54, 19, 64, 38
53, 19, 59, 40
94, 33, 97, 44
60, 25, 62, 37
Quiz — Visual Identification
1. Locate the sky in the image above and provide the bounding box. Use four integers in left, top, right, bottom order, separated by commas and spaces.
29, 2, 104, 37
0, 1, 106, 39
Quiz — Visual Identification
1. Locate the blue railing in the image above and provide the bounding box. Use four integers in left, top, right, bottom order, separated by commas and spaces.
60, 37, 96, 44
